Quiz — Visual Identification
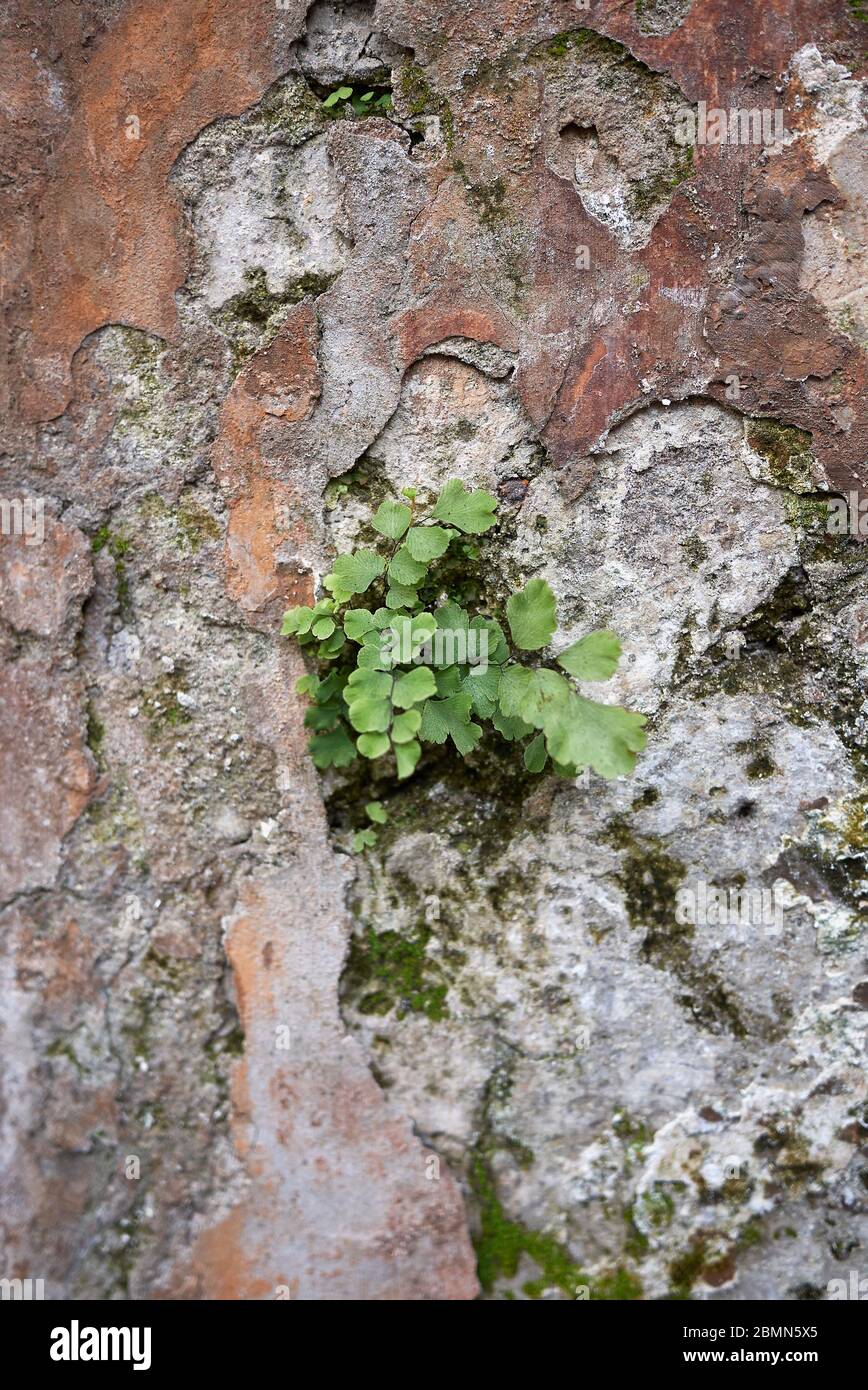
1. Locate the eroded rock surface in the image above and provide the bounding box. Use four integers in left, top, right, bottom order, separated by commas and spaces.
1, 0, 866, 1300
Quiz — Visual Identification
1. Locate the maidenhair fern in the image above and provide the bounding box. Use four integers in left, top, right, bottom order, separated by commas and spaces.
282, 479, 646, 806
321, 86, 393, 117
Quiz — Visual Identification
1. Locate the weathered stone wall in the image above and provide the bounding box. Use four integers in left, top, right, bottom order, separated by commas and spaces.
0, 0, 865, 1300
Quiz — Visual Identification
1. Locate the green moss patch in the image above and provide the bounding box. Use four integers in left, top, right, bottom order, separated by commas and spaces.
746, 418, 815, 491
472, 1151, 586, 1297
140, 671, 193, 738
342, 923, 450, 1021
140, 493, 222, 552
603, 817, 748, 1036
396, 60, 455, 147
541, 28, 630, 64
472, 1151, 642, 1299
92, 526, 133, 616
217, 266, 339, 371
628, 144, 694, 216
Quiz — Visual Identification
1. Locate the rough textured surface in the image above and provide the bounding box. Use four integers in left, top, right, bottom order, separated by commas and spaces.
0, 0, 866, 1300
